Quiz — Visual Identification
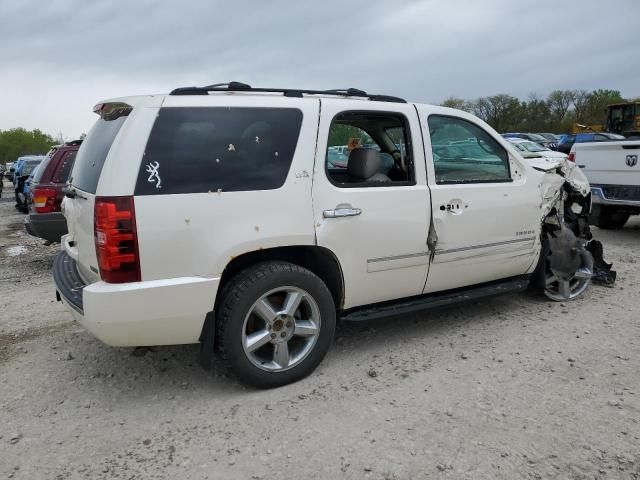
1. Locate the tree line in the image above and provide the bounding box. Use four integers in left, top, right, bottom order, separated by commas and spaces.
441, 89, 628, 133
0, 128, 55, 164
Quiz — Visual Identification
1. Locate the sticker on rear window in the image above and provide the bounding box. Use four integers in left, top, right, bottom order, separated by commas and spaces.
145, 161, 162, 189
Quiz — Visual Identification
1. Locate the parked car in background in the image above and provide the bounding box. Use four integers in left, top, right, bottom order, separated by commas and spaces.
556, 132, 626, 154
570, 139, 640, 229
502, 132, 554, 149
13, 156, 44, 208
53, 84, 605, 388
0, 165, 5, 198
5, 162, 15, 182
327, 148, 348, 168
505, 138, 568, 162
25, 141, 80, 242
536, 133, 561, 150
17, 163, 43, 212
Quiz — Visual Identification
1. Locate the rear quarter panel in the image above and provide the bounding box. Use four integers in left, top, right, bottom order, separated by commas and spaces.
133, 95, 321, 281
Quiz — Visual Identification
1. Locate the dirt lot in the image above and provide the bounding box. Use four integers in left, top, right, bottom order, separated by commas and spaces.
1, 179, 639, 480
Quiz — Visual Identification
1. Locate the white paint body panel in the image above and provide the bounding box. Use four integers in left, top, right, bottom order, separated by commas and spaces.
62, 275, 219, 346
56, 92, 578, 348
312, 99, 430, 308
572, 140, 640, 187
415, 105, 543, 292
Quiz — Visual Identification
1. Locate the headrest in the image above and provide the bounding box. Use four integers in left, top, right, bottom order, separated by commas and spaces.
347, 148, 381, 180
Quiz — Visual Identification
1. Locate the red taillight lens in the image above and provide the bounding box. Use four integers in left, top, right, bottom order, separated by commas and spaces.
94, 196, 140, 283
32, 188, 57, 213
568, 152, 575, 162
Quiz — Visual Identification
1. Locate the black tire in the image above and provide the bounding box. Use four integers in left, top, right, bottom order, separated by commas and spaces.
214, 261, 336, 388
591, 205, 629, 229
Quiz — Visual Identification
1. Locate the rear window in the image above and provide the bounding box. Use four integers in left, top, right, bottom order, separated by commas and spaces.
33, 148, 56, 183
71, 116, 128, 193
134, 107, 303, 195
52, 151, 77, 183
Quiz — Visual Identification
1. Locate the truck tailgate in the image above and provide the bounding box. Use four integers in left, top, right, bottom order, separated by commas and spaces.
574, 140, 640, 185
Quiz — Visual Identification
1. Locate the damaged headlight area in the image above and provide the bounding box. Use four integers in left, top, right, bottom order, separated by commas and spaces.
532, 160, 616, 301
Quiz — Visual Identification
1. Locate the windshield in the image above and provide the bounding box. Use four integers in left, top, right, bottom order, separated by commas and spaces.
520, 141, 548, 152
604, 133, 626, 140
527, 134, 546, 142
22, 160, 42, 176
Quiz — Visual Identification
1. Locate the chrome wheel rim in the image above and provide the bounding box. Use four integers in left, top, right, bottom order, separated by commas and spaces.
242, 286, 321, 372
544, 249, 593, 301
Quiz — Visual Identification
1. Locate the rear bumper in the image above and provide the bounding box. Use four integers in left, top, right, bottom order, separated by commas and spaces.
591, 184, 640, 207
53, 251, 219, 347
25, 212, 67, 242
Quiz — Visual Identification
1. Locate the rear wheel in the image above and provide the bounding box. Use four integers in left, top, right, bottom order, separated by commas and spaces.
214, 261, 336, 388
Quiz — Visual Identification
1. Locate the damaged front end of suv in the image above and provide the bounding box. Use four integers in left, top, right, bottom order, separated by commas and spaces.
529, 158, 616, 301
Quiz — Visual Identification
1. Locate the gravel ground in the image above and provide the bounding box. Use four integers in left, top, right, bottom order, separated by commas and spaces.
1, 178, 639, 479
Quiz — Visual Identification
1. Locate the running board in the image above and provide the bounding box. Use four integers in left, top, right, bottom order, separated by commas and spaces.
340, 275, 531, 322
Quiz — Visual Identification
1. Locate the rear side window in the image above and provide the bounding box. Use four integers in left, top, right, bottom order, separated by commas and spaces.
52, 151, 77, 183
71, 116, 128, 193
33, 149, 56, 183
135, 107, 303, 195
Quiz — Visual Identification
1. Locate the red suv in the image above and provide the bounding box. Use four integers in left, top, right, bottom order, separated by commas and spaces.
25, 140, 81, 242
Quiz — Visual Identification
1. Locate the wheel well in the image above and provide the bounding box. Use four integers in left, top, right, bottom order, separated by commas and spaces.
216, 246, 345, 310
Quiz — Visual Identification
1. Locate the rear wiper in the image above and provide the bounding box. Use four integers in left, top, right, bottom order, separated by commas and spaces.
63, 186, 87, 200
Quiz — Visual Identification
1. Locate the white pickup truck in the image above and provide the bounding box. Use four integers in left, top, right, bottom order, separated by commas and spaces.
570, 140, 640, 228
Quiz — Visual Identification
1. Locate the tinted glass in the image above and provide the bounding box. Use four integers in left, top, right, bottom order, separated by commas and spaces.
33, 148, 56, 183
135, 107, 303, 195
71, 116, 128, 193
52, 151, 77, 183
521, 141, 547, 152
325, 111, 414, 187
428, 115, 510, 184
22, 160, 41, 176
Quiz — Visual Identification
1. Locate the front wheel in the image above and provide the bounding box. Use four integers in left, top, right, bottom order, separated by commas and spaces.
214, 261, 336, 388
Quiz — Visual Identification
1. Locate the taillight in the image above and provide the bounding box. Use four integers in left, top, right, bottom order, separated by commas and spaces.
32, 188, 57, 213
568, 152, 575, 162
94, 196, 141, 283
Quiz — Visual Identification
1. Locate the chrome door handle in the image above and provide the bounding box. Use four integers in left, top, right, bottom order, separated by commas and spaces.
323, 207, 362, 218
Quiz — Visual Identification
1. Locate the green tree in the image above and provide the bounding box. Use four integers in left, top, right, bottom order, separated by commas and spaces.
521, 93, 552, 132
0, 128, 55, 164
471, 94, 523, 132
570, 89, 590, 123
547, 90, 574, 123
441, 97, 472, 112
584, 89, 626, 126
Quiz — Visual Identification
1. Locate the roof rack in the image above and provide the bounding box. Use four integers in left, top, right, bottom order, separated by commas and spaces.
169, 82, 406, 103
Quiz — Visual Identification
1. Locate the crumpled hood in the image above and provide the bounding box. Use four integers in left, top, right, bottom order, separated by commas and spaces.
531, 156, 590, 197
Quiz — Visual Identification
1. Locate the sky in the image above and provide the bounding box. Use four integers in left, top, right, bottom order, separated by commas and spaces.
1, 0, 638, 139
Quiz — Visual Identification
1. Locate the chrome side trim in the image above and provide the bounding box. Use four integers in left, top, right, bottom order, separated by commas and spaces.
367, 251, 429, 264
435, 237, 536, 255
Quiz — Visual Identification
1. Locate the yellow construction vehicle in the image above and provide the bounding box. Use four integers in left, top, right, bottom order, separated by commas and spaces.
572, 101, 640, 137
605, 101, 640, 137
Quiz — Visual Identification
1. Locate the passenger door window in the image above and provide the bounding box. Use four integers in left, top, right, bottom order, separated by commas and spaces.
428, 115, 511, 184
325, 111, 414, 187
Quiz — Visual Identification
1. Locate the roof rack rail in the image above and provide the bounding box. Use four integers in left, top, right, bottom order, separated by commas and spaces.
169, 82, 406, 103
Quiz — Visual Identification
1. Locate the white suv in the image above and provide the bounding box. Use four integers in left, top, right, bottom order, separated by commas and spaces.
54, 82, 604, 388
